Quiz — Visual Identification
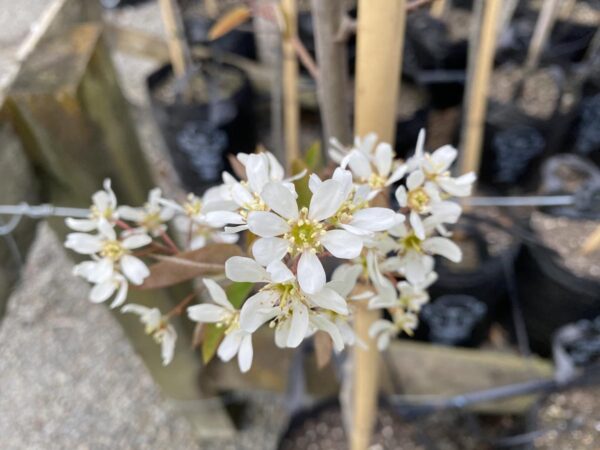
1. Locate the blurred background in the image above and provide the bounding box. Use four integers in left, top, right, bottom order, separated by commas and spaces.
0, 0, 598, 449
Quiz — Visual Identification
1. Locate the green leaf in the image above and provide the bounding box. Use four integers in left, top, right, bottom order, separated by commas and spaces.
291, 159, 311, 208
304, 141, 322, 171
202, 324, 225, 364
225, 282, 254, 309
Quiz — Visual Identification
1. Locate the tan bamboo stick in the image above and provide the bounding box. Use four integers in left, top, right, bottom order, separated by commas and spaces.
525, 0, 562, 71
281, 0, 300, 169
158, 0, 193, 79
430, 0, 448, 19
581, 225, 600, 255
458, 0, 502, 177
351, 2, 406, 449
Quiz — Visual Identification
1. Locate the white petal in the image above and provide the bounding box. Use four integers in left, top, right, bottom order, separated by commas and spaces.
117, 206, 145, 222
238, 333, 253, 373
160, 327, 177, 366
64, 233, 102, 254
409, 211, 426, 240
245, 153, 270, 193
287, 303, 309, 347
121, 233, 152, 250
247, 211, 290, 237
308, 179, 346, 221
110, 279, 128, 308
312, 314, 344, 352
187, 304, 229, 323
275, 320, 290, 348
65, 218, 96, 232
239, 290, 279, 332
414, 129, 426, 159
307, 287, 348, 315
266, 260, 294, 283
407, 170, 425, 190
321, 230, 363, 259
225, 256, 270, 283
120, 254, 150, 285
89, 280, 117, 303
266, 151, 285, 181
204, 211, 245, 227
231, 183, 254, 206
88, 258, 114, 283
261, 182, 299, 220
252, 237, 289, 266
349, 208, 402, 232
387, 164, 408, 185
121, 303, 152, 316
422, 237, 462, 262
308, 173, 322, 193
97, 219, 116, 241
217, 331, 242, 362
395, 185, 408, 207
347, 150, 372, 179
297, 251, 326, 294
430, 145, 457, 172
329, 264, 362, 297
202, 278, 232, 309
374, 142, 393, 177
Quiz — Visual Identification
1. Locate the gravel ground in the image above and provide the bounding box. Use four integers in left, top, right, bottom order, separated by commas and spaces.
0, 224, 198, 449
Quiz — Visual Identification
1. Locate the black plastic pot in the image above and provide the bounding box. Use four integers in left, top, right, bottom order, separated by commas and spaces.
183, 16, 257, 60
515, 240, 600, 357
147, 61, 257, 193
99, 0, 148, 9
428, 217, 520, 318
421, 295, 488, 347
574, 94, 600, 166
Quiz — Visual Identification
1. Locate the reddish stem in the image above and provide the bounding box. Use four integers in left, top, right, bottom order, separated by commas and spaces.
160, 230, 181, 254
167, 292, 196, 318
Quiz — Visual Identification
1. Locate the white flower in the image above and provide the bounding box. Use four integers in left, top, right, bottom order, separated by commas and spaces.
247, 179, 364, 294
118, 188, 175, 237
67, 221, 151, 306
342, 141, 407, 193
328, 133, 378, 164
187, 278, 253, 372
395, 173, 462, 239
387, 220, 461, 285
226, 256, 349, 349
122, 304, 176, 365
369, 273, 436, 313
65, 179, 118, 231
369, 311, 419, 350
408, 129, 476, 197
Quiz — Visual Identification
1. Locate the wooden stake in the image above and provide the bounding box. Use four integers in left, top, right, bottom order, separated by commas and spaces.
430, 0, 448, 19
525, 0, 562, 71
497, 0, 520, 44
350, 2, 406, 449
311, 0, 352, 148
581, 225, 600, 255
458, 0, 502, 176
281, 0, 300, 169
158, 0, 193, 79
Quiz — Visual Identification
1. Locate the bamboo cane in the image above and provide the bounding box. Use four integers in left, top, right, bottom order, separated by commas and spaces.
350, 2, 406, 449
281, 0, 300, 169
525, 0, 562, 71
458, 0, 502, 177
430, 0, 448, 19
158, 0, 193, 79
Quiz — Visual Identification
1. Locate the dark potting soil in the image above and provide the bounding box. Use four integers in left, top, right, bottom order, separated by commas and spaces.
533, 384, 600, 450
490, 66, 561, 120
279, 405, 485, 450
530, 211, 600, 281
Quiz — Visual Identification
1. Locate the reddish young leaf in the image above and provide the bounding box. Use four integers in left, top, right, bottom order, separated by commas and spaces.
138, 244, 243, 289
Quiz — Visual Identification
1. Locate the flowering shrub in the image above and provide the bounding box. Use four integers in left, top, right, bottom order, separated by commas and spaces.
64, 130, 474, 370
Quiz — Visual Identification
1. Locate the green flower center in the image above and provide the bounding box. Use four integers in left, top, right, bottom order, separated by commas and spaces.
407, 188, 430, 212
284, 207, 325, 255
100, 240, 126, 261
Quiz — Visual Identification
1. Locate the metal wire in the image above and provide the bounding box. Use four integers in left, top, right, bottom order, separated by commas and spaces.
0, 203, 89, 237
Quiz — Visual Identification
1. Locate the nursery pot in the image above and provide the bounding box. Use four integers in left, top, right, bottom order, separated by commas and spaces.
427, 216, 520, 323
278, 398, 483, 450
515, 239, 600, 357
421, 295, 488, 347
147, 61, 256, 193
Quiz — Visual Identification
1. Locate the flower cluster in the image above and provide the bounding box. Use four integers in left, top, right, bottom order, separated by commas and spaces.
64, 130, 474, 372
